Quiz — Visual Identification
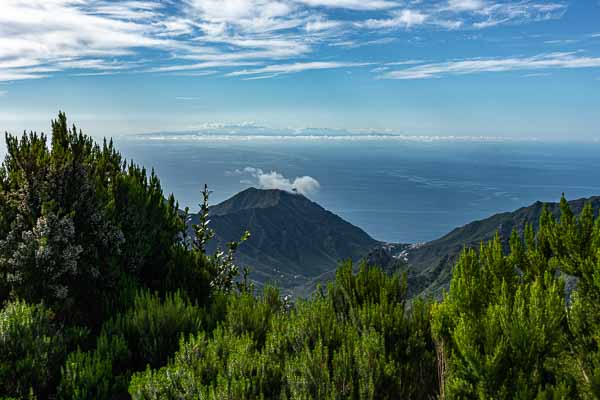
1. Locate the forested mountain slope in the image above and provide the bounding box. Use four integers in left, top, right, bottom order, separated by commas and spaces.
377, 196, 600, 297
192, 187, 379, 291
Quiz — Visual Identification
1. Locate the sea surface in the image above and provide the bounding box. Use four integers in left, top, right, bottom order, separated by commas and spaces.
0, 133, 587, 244
108, 135, 600, 244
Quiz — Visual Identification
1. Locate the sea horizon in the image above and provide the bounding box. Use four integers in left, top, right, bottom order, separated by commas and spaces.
104, 135, 600, 244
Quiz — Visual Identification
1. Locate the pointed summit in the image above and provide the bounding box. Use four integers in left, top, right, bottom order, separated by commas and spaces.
196, 188, 379, 293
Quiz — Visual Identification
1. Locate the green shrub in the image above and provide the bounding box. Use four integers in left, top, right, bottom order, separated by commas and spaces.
0, 300, 66, 399
432, 232, 577, 399
129, 263, 438, 400
59, 333, 129, 400
61, 289, 204, 400
0, 113, 208, 326
104, 289, 204, 369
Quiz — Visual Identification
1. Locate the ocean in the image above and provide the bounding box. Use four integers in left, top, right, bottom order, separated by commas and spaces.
104, 136, 600, 243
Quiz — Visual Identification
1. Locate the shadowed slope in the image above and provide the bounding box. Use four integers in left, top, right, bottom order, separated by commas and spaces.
196, 188, 379, 292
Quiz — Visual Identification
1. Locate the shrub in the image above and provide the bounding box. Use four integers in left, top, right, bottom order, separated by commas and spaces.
59, 333, 129, 400
60, 289, 204, 400
0, 300, 66, 399
0, 113, 203, 326
104, 289, 204, 369
432, 233, 577, 399
129, 263, 438, 400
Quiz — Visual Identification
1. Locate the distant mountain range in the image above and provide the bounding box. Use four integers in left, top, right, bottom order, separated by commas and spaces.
197, 188, 600, 298
371, 196, 600, 298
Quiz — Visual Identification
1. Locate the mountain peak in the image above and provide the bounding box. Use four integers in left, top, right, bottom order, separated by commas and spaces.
203, 187, 378, 294
210, 187, 310, 216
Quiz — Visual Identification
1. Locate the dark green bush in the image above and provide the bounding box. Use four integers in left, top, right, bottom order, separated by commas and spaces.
59, 333, 129, 400
431, 202, 592, 399
60, 289, 204, 399
129, 263, 438, 400
0, 300, 66, 399
104, 289, 204, 369
0, 113, 208, 326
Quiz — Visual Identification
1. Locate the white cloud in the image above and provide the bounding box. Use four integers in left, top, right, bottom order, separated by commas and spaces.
296, 0, 398, 10
258, 172, 321, 195
148, 61, 262, 73
329, 37, 397, 48
433, 19, 464, 29
227, 61, 371, 78
55, 58, 135, 71
0, 70, 49, 82
305, 17, 343, 32
232, 167, 321, 195
470, 2, 567, 29
0, 0, 573, 82
71, 71, 119, 76
446, 0, 485, 12
382, 52, 600, 79
385, 60, 425, 66
523, 72, 552, 77
359, 10, 429, 29
371, 66, 389, 73
544, 39, 578, 45
175, 96, 203, 101
186, 0, 301, 33
0, 91, 7, 96
144, 130, 520, 142
194, 121, 265, 131
358, 1, 567, 31
0, 0, 172, 81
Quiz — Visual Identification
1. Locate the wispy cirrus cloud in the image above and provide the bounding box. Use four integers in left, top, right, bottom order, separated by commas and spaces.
175, 96, 204, 101
381, 52, 600, 79
544, 39, 578, 45
358, 9, 429, 29
0, 0, 173, 81
296, 0, 399, 10
356, 1, 567, 31
471, 2, 567, 28
0, 0, 573, 82
523, 72, 552, 77
227, 61, 372, 79
445, 0, 486, 12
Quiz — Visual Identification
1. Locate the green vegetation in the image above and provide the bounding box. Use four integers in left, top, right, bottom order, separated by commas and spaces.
382, 195, 600, 299
1, 114, 600, 399
128, 264, 436, 399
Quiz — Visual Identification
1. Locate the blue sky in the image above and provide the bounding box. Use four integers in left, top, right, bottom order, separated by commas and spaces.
0, 0, 599, 139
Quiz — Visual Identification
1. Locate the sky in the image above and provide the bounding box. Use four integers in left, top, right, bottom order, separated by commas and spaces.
0, 0, 599, 139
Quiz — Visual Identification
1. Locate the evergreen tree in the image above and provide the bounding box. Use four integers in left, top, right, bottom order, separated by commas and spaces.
0, 113, 208, 324
432, 199, 600, 399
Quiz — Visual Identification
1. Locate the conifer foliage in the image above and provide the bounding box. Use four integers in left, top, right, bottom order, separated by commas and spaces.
433, 199, 600, 399
129, 263, 438, 400
0, 112, 188, 323
0, 113, 219, 398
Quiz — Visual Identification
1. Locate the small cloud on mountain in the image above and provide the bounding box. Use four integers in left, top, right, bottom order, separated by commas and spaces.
229, 167, 320, 195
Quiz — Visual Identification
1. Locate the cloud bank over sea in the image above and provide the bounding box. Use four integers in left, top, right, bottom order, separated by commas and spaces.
135, 125, 536, 143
